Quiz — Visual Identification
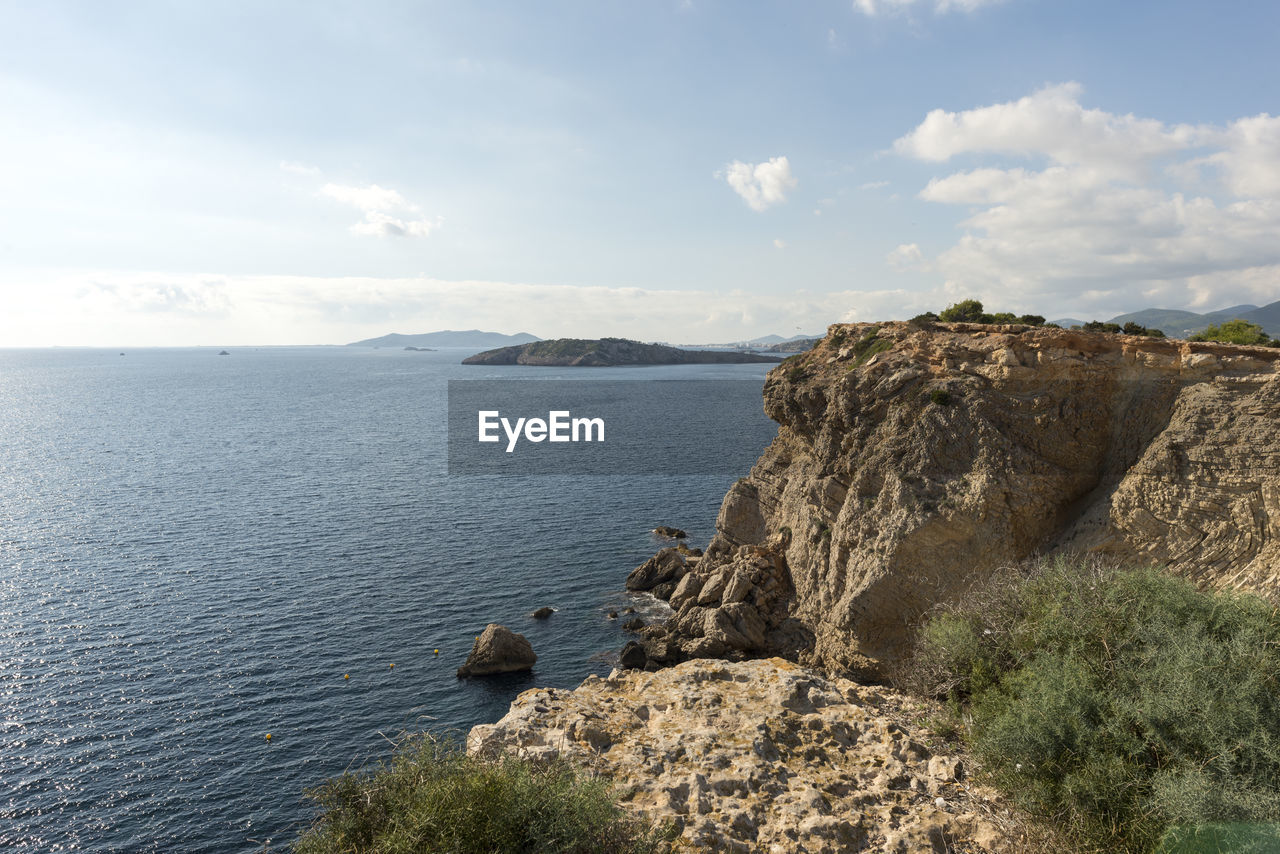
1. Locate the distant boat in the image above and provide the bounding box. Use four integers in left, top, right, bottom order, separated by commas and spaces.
218, 350, 230, 356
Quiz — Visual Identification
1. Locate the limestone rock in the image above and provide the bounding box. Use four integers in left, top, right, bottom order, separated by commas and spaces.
456, 624, 536, 678
625, 547, 687, 592
468, 658, 1012, 852
654, 526, 689, 539
685, 322, 1280, 672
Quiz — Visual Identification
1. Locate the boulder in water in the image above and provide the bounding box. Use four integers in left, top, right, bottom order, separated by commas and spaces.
456, 624, 536, 678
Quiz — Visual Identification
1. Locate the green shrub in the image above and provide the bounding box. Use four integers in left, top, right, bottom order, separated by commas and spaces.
1189, 319, 1273, 346
294, 734, 674, 854
932, 300, 1045, 326
939, 299, 988, 323
1121, 321, 1167, 338
908, 558, 1280, 853
928, 389, 951, 406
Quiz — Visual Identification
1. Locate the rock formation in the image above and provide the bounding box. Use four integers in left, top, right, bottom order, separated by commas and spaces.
633, 322, 1280, 675
469, 658, 1011, 853
456, 624, 537, 677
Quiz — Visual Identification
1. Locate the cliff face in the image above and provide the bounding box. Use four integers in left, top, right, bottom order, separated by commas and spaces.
634, 322, 1280, 674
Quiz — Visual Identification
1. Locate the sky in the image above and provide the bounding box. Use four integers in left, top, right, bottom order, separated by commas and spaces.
2, 0, 1279, 346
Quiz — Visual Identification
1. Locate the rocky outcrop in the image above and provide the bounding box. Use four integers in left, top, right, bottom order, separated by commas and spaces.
623, 536, 813, 671
461, 337, 783, 366
644, 322, 1280, 675
469, 658, 1011, 853
456, 624, 537, 677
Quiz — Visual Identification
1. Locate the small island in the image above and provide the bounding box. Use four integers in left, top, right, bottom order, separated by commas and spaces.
462, 337, 784, 367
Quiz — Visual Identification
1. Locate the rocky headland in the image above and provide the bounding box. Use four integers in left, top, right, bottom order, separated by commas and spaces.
624, 320, 1280, 676
461, 337, 784, 367
471, 321, 1280, 850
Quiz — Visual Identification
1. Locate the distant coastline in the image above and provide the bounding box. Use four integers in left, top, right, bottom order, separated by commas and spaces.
461, 337, 784, 367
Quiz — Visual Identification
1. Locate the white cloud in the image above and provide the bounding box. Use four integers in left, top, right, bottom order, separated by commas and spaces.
860, 180, 890, 190
855, 0, 1008, 15
722, 156, 797, 212
894, 82, 1198, 181
774, 238, 788, 249
1, 270, 956, 347
887, 243, 930, 272
320, 182, 441, 238
893, 83, 1280, 315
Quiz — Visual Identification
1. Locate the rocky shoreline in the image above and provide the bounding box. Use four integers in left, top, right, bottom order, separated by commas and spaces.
467, 321, 1280, 851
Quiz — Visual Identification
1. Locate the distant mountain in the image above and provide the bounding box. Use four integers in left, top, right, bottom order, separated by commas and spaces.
1107, 309, 1210, 337
348, 330, 540, 348
462, 337, 784, 367
1052, 300, 1280, 338
1048, 317, 1087, 329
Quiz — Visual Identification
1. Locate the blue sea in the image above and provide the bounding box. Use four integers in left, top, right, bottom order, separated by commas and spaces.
0, 346, 778, 852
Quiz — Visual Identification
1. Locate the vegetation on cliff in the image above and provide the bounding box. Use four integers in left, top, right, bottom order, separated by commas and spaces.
908, 558, 1280, 854
1189, 318, 1279, 347
912, 299, 1176, 337
293, 733, 673, 854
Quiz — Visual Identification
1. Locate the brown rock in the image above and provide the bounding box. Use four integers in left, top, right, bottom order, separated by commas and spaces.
456, 624, 536, 678
624, 547, 686, 593
468, 658, 1013, 852
693, 322, 1280, 671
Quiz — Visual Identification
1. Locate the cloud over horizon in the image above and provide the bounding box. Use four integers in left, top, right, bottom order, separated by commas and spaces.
893, 83, 1280, 313
1, 271, 943, 347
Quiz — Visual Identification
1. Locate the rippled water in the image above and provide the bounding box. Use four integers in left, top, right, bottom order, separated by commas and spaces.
0, 347, 777, 852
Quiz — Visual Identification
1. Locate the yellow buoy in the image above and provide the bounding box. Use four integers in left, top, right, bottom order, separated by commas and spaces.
389, 663, 395, 669
344, 673, 349, 680
265, 733, 272, 741
433, 649, 439, 655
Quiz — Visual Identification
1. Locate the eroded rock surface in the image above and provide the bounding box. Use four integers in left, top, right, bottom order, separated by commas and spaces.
643, 322, 1280, 673
469, 658, 1010, 853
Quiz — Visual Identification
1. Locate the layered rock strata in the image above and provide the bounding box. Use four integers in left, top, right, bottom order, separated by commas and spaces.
468, 657, 1010, 853
631, 322, 1280, 674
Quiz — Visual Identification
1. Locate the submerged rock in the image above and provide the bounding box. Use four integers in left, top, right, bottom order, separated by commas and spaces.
531, 606, 554, 619
653, 525, 688, 539
456, 624, 536, 678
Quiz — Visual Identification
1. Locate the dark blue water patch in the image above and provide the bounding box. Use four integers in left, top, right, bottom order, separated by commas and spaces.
0, 347, 778, 852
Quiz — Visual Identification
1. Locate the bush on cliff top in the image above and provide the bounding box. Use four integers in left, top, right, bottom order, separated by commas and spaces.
909, 558, 1280, 854
1189, 319, 1276, 347
293, 733, 674, 854
934, 299, 1045, 326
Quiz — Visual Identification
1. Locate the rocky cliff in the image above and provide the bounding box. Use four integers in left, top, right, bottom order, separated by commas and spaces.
626, 321, 1280, 675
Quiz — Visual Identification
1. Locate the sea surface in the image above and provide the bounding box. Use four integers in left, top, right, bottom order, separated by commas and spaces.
0, 346, 779, 852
